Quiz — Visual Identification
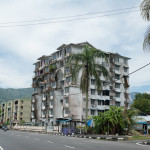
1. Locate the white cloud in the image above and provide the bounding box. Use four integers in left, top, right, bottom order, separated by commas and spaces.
0, 0, 150, 91
0, 58, 32, 88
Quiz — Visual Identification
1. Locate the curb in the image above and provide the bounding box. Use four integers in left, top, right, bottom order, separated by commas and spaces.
42, 132, 128, 141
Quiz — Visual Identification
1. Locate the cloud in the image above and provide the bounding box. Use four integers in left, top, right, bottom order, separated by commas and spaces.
0, 0, 149, 91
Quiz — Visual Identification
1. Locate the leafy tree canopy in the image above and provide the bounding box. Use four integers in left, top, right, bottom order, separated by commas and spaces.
131, 93, 150, 114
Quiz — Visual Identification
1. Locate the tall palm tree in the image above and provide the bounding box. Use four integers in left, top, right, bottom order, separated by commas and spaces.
68, 44, 109, 130
140, 0, 150, 51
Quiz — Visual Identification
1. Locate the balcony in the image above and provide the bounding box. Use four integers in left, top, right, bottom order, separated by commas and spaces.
42, 106, 45, 110
50, 96, 54, 100
64, 114, 69, 118
49, 114, 53, 118
42, 97, 46, 101
50, 105, 53, 109
64, 103, 69, 108
42, 114, 46, 118
31, 115, 34, 119
64, 93, 69, 97
96, 105, 110, 110
115, 97, 121, 102
91, 104, 97, 108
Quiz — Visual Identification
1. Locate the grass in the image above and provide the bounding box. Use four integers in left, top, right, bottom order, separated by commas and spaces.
128, 135, 150, 141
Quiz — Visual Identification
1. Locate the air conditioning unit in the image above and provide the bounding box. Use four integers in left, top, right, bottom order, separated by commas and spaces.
50, 96, 53, 100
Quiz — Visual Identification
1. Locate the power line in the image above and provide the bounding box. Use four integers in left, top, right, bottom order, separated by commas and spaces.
0, 9, 139, 28
0, 6, 139, 25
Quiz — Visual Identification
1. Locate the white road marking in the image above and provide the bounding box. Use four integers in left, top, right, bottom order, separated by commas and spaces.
34, 138, 40, 140
0, 146, 4, 150
64, 145, 75, 149
47, 141, 54, 143
136, 142, 149, 147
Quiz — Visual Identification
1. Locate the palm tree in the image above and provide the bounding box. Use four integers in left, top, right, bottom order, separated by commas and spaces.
68, 44, 109, 131
140, 0, 150, 51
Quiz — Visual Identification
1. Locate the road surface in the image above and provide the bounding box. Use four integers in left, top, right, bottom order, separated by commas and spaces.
0, 130, 149, 150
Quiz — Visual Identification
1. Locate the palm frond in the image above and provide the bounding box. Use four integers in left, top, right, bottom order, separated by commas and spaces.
95, 64, 109, 80
140, 0, 150, 21
143, 26, 150, 51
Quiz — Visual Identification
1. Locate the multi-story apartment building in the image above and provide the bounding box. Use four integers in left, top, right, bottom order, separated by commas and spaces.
0, 98, 31, 123
31, 42, 130, 130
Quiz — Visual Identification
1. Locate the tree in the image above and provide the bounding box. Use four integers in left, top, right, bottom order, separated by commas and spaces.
140, 0, 150, 51
93, 106, 138, 135
131, 93, 150, 114
68, 44, 109, 131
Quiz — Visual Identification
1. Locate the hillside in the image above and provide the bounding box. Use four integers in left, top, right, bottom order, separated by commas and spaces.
0, 88, 33, 102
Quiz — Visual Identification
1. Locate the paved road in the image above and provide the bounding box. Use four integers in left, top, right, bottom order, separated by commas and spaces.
0, 130, 149, 150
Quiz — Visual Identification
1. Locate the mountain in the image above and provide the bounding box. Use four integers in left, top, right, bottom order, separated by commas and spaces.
0, 88, 33, 102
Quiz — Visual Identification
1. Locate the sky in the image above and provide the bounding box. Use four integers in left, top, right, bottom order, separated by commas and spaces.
0, 0, 150, 93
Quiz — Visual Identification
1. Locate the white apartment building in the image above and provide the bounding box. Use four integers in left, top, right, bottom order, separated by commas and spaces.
31, 42, 130, 131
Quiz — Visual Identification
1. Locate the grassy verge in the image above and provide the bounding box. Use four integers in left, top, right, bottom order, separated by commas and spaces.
128, 135, 150, 141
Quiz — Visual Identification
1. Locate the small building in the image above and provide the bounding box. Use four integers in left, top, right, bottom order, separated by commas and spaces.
133, 115, 150, 134
0, 98, 31, 124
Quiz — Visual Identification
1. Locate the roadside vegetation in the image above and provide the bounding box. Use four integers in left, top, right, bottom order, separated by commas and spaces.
89, 106, 139, 135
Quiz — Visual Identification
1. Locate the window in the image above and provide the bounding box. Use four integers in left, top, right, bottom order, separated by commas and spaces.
115, 65, 120, 71
124, 59, 127, 64
124, 67, 128, 73
115, 92, 120, 98
115, 57, 119, 63
66, 97, 69, 103
98, 100, 101, 105
102, 90, 109, 96
91, 89, 95, 95
21, 101, 23, 104
91, 99, 95, 105
116, 102, 120, 107
98, 91, 101, 95
115, 74, 120, 80
67, 47, 71, 54
52, 82, 56, 87
50, 109, 53, 115
21, 106, 23, 110
98, 110, 103, 114
65, 87, 69, 93
91, 110, 95, 115
105, 100, 110, 105
66, 76, 71, 83
91, 79, 95, 85
50, 100, 54, 105
65, 67, 70, 74
65, 108, 69, 114
102, 62, 109, 67
115, 83, 120, 89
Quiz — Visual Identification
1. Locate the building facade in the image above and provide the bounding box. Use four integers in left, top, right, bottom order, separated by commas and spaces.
31, 42, 130, 130
0, 98, 31, 123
